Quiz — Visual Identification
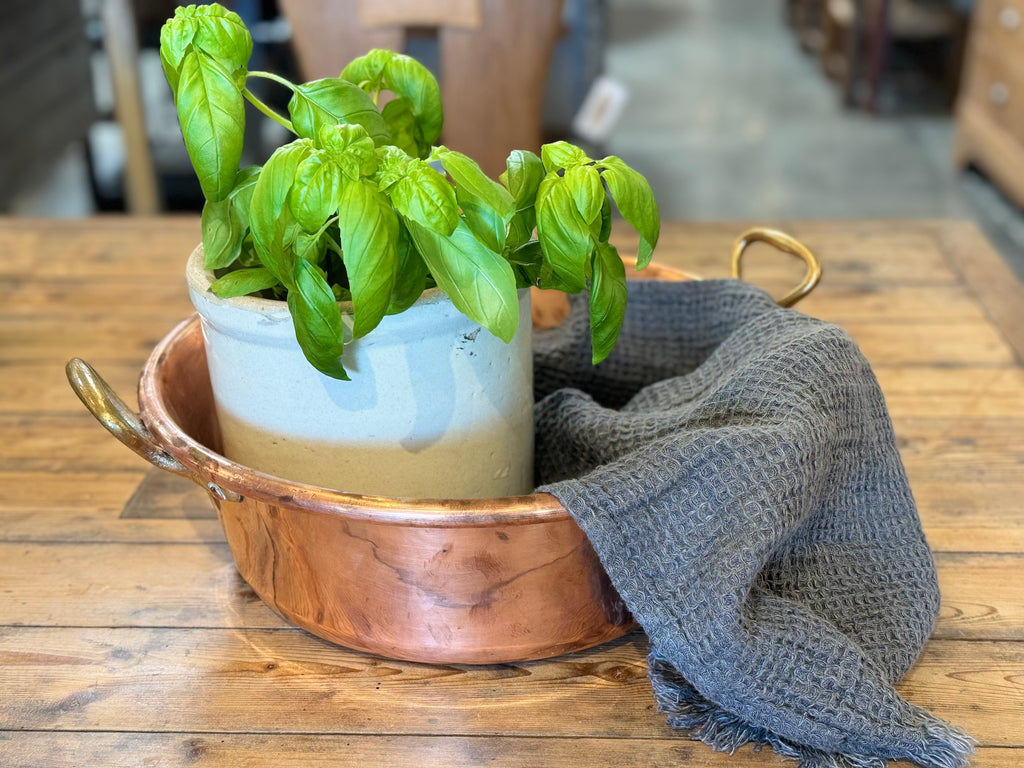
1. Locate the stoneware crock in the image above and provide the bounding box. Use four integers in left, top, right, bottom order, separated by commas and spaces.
186, 246, 534, 499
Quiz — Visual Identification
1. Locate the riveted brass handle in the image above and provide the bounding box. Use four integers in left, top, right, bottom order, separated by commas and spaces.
730, 228, 822, 308
66, 358, 241, 502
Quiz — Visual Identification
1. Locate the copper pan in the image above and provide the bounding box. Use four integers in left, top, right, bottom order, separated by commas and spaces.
67, 228, 820, 664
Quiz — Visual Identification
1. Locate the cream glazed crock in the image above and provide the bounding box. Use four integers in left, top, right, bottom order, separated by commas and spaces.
185, 245, 535, 499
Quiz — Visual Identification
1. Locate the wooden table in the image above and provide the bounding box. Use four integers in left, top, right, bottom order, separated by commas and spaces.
1, 217, 1021, 766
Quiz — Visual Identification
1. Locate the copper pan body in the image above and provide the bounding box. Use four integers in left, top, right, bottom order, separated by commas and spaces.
137, 317, 634, 663
125, 258, 690, 664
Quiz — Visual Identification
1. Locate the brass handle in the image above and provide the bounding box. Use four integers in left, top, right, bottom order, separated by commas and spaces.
730, 227, 822, 308
66, 359, 242, 502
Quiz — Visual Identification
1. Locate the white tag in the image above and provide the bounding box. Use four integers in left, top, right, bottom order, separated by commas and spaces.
571, 76, 630, 145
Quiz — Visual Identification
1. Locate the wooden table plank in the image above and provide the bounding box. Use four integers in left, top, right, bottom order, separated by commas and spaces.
0, 734, 1016, 768
0, 629, 1018, 745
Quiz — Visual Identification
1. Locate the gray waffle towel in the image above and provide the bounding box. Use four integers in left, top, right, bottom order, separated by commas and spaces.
534, 279, 974, 768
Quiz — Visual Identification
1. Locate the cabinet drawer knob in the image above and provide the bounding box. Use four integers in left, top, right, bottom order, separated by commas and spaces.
999, 6, 1021, 29
989, 81, 1011, 104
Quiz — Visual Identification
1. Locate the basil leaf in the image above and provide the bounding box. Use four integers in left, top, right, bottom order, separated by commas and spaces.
382, 53, 443, 149
374, 144, 412, 191
337, 179, 399, 338
288, 259, 350, 380
176, 49, 245, 202
506, 211, 536, 252
209, 266, 280, 298
237, 236, 260, 267
289, 79, 390, 145
500, 150, 544, 210
228, 165, 260, 230
158, 13, 196, 94
599, 155, 660, 269
535, 173, 593, 293
405, 219, 519, 342
458, 196, 506, 253
596, 195, 612, 242
295, 230, 326, 265
289, 154, 343, 232
201, 196, 243, 269
433, 146, 514, 219
380, 98, 420, 157
316, 123, 377, 180
541, 141, 589, 172
388, 161, 459, 236
190, 4, 252, 74
508, 240, 544, 288
589, 241, 627, 364
339, 49, 392, 91
563, 164, 604, 227
387, 220, 428, 315
249, 140, 314, 286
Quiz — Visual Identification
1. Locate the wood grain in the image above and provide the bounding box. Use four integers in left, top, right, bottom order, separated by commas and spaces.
1, 543, 1018, 640
2, 217, 1022, 765
0, 734, 1018, 768
0, 629, 1018, 745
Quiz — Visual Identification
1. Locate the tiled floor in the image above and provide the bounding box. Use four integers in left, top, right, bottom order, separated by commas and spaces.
604, 0, 1024, 279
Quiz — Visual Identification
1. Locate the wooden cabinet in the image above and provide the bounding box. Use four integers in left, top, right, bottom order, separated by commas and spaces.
954, 0, 1024, 208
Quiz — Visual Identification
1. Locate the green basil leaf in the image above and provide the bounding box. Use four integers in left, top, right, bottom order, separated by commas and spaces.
158, 13, 196, 95
597, 195, 612, 242
237, 236, 260, 267
373, 144, 412, 191
336, 179, 399, 338
382, 54, 443, 149
535, 173, 593, 293
190, 3, 252, 73
339, 49, 392, 91
288, 259, 350, 380
297, 229, 329, 265
500, 150, 544, 210
289, 79, 390, 145
589, 241, 627, 364
387, 220, 428, 315
433, 146, 514, 219
176, 49, 245, 202
289, 154, 343, 232
458, 196, 506, 254
228, 165, 260, 229
316, 123, 377, 179
249, 140, 314, 286
405, 219, 519, 342
506, 210, 536, 252
201, 196, 244, 269
563, 164, 604, 227
508, 240, 544, 288
599, 155, 660, 269
541, 141, 589, 172
380, 98, 420, 157
209, 266, 280, 298
388, 161, 459, 236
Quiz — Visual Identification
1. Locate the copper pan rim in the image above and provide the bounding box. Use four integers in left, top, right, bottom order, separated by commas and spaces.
138, 314, 570, 529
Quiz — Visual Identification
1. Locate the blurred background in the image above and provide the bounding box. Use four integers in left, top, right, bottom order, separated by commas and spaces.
3, 0, 1023, 279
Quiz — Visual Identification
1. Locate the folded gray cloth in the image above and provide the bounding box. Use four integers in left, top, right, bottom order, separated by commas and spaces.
534, 279, 974, 768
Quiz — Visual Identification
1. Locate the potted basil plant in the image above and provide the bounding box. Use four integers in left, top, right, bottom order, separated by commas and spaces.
160, 4, 659, 499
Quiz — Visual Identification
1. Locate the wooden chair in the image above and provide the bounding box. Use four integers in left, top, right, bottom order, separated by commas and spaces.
278, 0, 565, 179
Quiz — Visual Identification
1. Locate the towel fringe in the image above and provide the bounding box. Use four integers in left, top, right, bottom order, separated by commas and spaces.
648, 653, 974, 768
